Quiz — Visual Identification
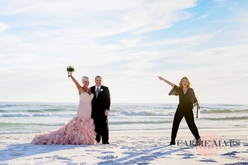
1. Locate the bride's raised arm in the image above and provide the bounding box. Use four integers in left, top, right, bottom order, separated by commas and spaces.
70, 73, 82, 93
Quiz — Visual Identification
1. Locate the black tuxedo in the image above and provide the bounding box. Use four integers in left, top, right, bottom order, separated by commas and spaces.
90, 85, 111, 144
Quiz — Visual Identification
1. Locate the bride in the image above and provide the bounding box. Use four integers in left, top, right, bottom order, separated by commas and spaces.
32, 72, 96, 145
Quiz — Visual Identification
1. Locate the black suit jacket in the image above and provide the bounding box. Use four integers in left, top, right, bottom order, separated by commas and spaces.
90, 85, 111, 119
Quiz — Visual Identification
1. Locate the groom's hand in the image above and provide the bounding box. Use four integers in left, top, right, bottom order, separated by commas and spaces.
104, 110, 109, 116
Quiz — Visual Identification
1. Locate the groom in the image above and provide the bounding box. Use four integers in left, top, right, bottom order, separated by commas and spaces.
90, 75, 111, 144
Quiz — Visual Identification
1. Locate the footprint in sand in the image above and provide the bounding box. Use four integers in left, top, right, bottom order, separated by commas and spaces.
52, 155, 72, 161
97, 155, 118, 159
243, 143, 248, 146
9, 152, 23, 156
199, 159, 217, 162
102, 151, 114, 154
98, 160, 116, 164
222, 151, 239, 156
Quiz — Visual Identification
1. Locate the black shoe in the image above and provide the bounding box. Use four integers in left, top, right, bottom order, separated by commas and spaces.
103, 142, 109, 144
195, 138, 202, 146
170, 141, 175, 145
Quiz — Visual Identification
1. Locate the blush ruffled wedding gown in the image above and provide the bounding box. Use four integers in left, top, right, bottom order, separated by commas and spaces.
32, 92, 96, 145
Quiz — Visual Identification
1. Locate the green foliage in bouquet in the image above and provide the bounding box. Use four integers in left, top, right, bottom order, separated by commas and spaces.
67, 65, 75, 72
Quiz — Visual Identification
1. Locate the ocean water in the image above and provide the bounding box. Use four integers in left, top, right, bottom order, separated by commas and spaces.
0, 102, 247, 134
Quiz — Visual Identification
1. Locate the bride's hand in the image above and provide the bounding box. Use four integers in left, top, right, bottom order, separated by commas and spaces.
157, 76, 164, 80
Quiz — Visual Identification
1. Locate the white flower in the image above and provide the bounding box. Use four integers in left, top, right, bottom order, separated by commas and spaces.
100, 89, 103, 92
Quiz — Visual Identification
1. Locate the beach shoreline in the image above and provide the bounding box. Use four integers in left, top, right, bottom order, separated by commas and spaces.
0, 128, 248, 165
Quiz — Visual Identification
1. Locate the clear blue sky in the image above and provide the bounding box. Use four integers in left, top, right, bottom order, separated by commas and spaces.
1, 0, 248, 104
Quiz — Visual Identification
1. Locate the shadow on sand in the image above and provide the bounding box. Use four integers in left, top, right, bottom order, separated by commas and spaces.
0, 142, 90, 162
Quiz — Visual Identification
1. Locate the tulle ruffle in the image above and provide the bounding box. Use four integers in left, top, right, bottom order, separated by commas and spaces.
32, 117, 96, 145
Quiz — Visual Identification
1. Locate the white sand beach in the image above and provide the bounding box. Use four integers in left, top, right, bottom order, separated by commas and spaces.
0, 128, 248, 165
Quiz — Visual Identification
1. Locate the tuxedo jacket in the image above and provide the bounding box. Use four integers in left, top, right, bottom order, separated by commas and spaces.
90, 85, 111, 119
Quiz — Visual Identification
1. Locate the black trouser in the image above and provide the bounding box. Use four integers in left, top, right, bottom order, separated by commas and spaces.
93, 116, 109, 144
171, 107, 200, 142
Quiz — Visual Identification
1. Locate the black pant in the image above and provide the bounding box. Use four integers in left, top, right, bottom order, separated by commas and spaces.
93, 116, 109, 144
171, 107, 200, 142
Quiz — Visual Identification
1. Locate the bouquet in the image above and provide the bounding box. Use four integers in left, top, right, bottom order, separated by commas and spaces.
66, 65, 75, 77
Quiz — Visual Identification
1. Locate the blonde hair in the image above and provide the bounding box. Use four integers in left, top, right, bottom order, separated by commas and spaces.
179, 76, 191, 88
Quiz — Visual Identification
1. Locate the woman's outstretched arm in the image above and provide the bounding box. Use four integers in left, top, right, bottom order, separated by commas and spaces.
70, 73, 81, 93
157, 76, 175, 88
